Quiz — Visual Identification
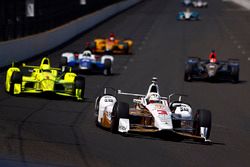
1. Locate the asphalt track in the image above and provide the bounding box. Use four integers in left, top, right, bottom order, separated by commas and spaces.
0, 0, 250, 166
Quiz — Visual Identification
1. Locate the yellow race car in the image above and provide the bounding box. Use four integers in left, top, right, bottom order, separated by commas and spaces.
88, 33, 133, 54
5, 57, 85, 101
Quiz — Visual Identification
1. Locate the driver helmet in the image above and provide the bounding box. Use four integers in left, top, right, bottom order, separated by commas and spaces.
41, 64, 50, 71
109, 33, 115, 41
209, 49, 217, 63
83, 50, 92, 57
186, 8, 190, 12
148, 93, 161, 104
210, 58, 217, 63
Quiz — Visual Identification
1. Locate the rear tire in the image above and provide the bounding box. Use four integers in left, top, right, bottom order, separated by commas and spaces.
103, 59, 112, 76
123, 43, 129, 54
193, 109, 212, 139
75, 76, 85, 99
231, 67, 239, 83
111, 102, 129, 133
90, 42, 96, 50
60, 57, 68, 67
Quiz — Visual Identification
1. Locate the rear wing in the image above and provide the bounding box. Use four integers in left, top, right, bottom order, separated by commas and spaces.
104, 88, 168, 100
22, 64, 61, 71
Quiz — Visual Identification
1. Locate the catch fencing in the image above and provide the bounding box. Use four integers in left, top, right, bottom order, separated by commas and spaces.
0, 0, 120, 41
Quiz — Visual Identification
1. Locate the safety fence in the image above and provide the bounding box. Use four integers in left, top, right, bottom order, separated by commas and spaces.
0, 0, 120, 41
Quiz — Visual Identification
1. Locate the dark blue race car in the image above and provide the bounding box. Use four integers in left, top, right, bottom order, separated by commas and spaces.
184, 57, 240, 83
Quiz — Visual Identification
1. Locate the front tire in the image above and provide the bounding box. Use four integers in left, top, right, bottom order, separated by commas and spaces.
111, 102, 129, 133
184, 64, 193, 82
9, 71, 22, 95
193, 109, 212, 139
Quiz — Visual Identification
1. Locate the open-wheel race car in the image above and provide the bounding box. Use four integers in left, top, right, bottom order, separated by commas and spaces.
61, 50, 114, 76
182, 0, 193, 6
177, 8, 200, 21
192, 0, 208, 8
5, 57, 85, 100
184, 57, 240, 83
87, 33, 133, 54
95, 77, 212, 143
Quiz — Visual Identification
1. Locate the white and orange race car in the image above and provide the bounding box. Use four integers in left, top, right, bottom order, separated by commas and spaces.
95, 77, 212, 143
88, 33, 133, 54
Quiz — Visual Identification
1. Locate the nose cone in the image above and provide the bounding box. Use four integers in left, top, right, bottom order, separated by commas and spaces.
40, 73, 55, 91
41, 79, 55, 91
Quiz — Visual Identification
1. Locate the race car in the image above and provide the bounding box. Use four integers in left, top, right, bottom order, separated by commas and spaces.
88, 33, 133, 54
5, 57, 85, 100
95, 77, 212, 143
184, 57, 240, 83
182, 0, 193, 6
192, 0, 208, 8
177, 8, 200, 21
61, 50, 114, 76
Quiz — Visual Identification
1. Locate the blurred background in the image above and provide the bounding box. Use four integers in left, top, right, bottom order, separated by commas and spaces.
0, 0, 120, 41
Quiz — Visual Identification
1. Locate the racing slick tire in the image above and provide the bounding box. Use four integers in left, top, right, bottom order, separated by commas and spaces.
95, 96, 102, 126
60, 57, 68, 67
90, 42, 96, 50
9, 71, 22, 95
123, 43, 129, 54
111, 102, 129, 133
75, 76, 85, 100
184, 64, 193, 82
230, 67, 239, 83
103, 59, 112, 76
193, 109, 212, 140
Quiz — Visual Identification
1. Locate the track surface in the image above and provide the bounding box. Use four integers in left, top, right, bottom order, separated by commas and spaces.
0, 0, 250, 166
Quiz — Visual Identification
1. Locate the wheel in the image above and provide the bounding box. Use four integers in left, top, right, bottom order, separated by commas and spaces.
123, 43, 129, 54
111, 102, 129, 133
95, 96, 101, 113
90, 42, 96, 50
103, 59, 112, 76
11, 71, 22, 83
230, 67, 239, 83
60, 57, 68, 68
184, 64, 193, 82
95, 96, 101, 126
74, 76, 85, 99
9, 71, 22, 95
193, 109, 212, 139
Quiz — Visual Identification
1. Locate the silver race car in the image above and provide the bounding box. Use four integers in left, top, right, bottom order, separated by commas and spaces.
192, 0, 208, 8
177, 8, 200, 21
95, 77, 212, 143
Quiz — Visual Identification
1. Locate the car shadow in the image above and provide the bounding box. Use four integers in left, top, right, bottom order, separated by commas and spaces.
186, 79, 247, 85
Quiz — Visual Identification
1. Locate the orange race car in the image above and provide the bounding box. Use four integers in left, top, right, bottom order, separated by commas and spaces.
87, 33, 133, 54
